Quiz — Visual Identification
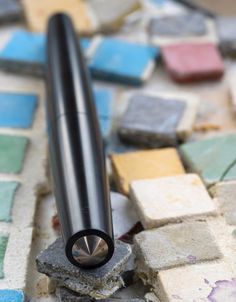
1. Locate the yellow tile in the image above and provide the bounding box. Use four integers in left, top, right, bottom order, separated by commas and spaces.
22, 0, 93, 33
111, 148, 185, 195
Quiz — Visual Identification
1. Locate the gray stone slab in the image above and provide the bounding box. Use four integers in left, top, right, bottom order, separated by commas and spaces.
0, 0, 21, 23
149, 13, 207, 37
118, 94, 186, 147
216, 17, 236, 57
134, 222, 222, 272
36, 238, 132, 299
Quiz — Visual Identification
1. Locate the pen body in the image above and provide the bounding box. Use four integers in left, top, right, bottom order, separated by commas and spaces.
46, 13, 114, 268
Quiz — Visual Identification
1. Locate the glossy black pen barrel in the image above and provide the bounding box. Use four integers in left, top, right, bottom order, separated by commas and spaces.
46, 13, 114, 268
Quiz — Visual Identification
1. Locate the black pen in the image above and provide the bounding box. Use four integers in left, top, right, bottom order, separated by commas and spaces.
46, 13, 114, 269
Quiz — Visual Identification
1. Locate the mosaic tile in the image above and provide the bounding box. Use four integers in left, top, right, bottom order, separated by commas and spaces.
22, 0, 93, 34
130, 174, 216, 228
149, 13, 207, 37
94, 88, 113, 138
0, 236, 8, 278
0, 92, 37, 128
87, 0, 140, 32
0, 0, 21, 24
162, 42, 224, 83
135, 222, 221, 272
216, 17, 236, 57
89, 38, 158, 85
0, 30, 90, 76
0, 134, 28, 174
0, 181, 19, 222
111, 148, 185, 195
180, 133, 236, 186
0, 290, 24, 302
118, 94, 186, 147
36, 238, 132, 299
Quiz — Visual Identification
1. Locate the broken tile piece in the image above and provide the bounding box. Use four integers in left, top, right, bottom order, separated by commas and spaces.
130, 174, 216, 228
0, 135, 28, 174
162, 42, 224, 83
22, 0, 93, 34
156, 262, 235, 302
0, 92, 37, 128
111, 148, 185, 195
118, 94, 186, 147
111, 192, 139, 239
89, 38, 158, 85
0, 181, 19, 222
134, 222, 221, 275
149, 13, 207, 37
94, 88, 113, 139
216, 17, 236, 57
0, 235, 8, 278
0, 290, 24, 302
0, 0, 21, 24
180, 133, 236, 186
87, 0, 140, 32
211, 181, 236, 225
36, 238, 132, 299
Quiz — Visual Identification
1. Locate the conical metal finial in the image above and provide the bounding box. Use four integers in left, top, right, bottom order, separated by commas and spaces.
72, 235, 109, 267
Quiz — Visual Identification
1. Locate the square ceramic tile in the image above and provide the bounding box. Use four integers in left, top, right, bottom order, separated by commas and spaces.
0, 236, 8, 278
216, 17, 236, 57
162, 42, 224, 83
111, 148, 185, 195
0, 181, 19, 222
0, 290, 24, 301
0, 0, 21, 24
130, 174, 216, 228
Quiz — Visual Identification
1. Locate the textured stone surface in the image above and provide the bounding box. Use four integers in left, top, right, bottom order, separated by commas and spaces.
0, 92, 37, 128
0, 0, 21, 24
36, 238, 132, 299
162, 42, 224, 83
130, 174, 216, 228
0, 134, 28, 174
216, 17, 236, 57
149, 13, 207, 37
0, 236, 8, 278
118, 94, 186, 147
211, 181, 236, 225
0, 290, 24, 301
180, 133, 236, 186
111, 148, 185, 195
134, 222, 221, 274
0, 181, 19, 222
89, 38, 158, 85
156, 262, 235, 301
111, 192, 139, 239
22, 0, 92, 33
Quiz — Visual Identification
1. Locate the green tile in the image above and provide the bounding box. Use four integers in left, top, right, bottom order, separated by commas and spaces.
180, 133, 236, 185
0, 182, 19, 222
0, 135, 28, 174
0, 236, 8, 278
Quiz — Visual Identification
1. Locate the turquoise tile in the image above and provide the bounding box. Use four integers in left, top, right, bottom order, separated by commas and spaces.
0, 181, 19, 222
0, 236, 8, 278
180, 133, 236, 185
93, 88, 113, 138
0, 92, 37, 128
89, 38, 158, 85
0, 290, 24, 302
0, 30, 90, 64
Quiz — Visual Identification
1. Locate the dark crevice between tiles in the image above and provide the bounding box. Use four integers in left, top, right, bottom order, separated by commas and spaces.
220, 157, 236, 182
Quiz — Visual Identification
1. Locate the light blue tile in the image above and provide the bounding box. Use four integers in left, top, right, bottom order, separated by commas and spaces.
0, 92, 37, 128
89, 38, 158, 85
0, 290, 24, 302
93, 88, 113, 138
0, 30, 90, 64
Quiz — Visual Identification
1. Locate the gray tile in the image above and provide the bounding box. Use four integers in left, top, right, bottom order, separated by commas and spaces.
216, 17, 236, 57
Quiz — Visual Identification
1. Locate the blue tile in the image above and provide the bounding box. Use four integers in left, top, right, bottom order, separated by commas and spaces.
0, 30, 90, 64
0, 92, 37, 128
93, 88, 113, 138
89, 38, 158, 85
0, 290, 24, 302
